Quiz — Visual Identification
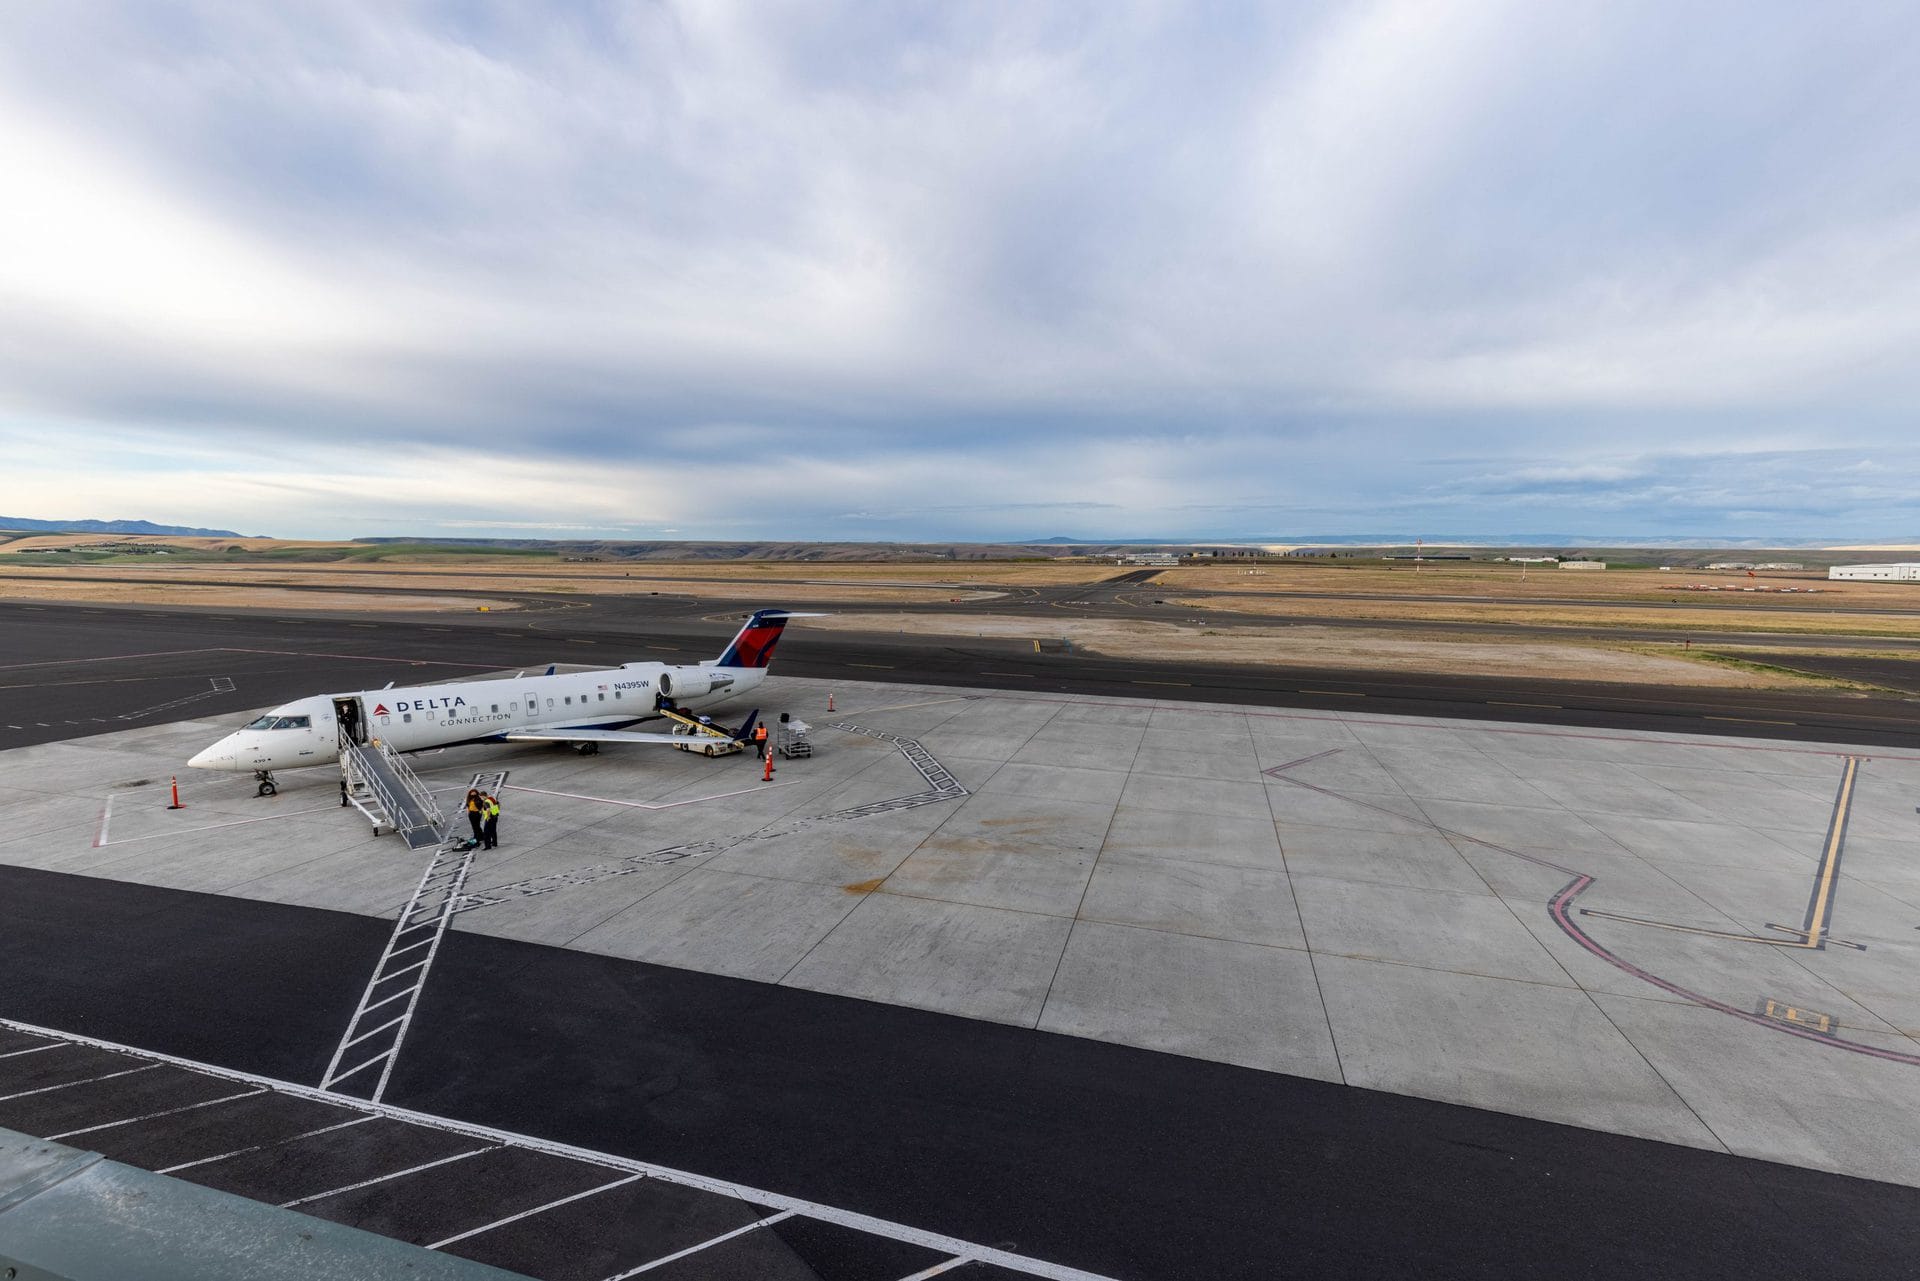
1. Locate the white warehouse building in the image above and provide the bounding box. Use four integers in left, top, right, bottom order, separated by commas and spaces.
1828, 563, 1920, 581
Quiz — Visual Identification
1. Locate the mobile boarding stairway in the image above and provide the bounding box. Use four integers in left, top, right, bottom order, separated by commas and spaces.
340, 738, 453, 849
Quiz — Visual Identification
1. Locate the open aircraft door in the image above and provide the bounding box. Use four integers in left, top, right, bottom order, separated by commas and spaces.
333, 696, 369, 747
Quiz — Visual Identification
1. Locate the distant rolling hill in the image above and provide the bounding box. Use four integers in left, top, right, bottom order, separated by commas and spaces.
0, 517, 250, 537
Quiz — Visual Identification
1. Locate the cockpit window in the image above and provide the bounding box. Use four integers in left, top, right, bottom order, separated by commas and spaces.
244, 714, 311, 730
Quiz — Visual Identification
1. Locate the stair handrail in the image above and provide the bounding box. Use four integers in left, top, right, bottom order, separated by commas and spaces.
372, 739, 444, 830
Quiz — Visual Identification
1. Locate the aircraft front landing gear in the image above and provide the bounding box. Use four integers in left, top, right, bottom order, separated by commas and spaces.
254, 770, 278, 798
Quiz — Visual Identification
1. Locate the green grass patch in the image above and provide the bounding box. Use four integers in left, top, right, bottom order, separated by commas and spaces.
1634, 644, 1886, 692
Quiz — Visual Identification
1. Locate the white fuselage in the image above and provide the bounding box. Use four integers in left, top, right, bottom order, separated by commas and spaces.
188, 660, 765, 774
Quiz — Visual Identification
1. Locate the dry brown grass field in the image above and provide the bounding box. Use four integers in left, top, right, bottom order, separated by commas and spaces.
5, 548, 1917, 687
1168, 594, 1920, 638
1155, 561, 1917, 606
0, 580, 511, 611
793, 613, 1816, 688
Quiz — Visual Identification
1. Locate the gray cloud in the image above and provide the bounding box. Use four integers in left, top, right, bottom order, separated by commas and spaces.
2, 2, 1918, 539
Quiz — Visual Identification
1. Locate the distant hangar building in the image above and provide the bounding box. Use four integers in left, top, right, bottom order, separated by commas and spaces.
1829, 562, 1920, 581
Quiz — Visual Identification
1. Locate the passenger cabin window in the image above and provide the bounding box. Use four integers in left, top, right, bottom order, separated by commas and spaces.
597, 693, 605, 701
403, 713, 413, 723
490, 704, 499, 713
565, 696, 572, 705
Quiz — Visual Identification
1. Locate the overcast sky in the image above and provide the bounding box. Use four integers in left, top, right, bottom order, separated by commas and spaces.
3, 2, 1918, 542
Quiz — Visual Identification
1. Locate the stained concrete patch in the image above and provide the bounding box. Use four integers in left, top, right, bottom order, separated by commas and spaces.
883, 791, 1107, 916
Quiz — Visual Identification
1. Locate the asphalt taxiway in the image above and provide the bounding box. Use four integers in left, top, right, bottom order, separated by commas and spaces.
5, 598, 1920, 754
5, 601, 1920, 1278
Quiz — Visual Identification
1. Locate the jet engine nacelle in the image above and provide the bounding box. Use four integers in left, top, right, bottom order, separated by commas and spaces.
656, 667, 735, 701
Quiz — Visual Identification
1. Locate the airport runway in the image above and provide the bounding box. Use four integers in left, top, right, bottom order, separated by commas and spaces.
3, 599, 1919, 755
18, 564, 1920, 619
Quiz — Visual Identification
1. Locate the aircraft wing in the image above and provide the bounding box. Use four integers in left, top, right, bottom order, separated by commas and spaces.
503, 728, 703, 746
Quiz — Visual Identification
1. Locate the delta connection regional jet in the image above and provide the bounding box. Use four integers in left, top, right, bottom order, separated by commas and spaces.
188, 609, 813, 792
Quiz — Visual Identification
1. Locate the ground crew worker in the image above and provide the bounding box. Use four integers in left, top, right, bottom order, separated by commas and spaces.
481, 793, 501, 850
464, 788, 484, 842
753, 722, 770, 758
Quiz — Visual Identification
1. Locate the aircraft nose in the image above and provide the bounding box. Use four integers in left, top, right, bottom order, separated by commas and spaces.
188, 739, 230, 769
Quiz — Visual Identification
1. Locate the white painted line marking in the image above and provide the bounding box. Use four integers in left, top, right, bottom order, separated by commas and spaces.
427, 1174, 645, 1250
0, 1062, 159, 1102
323, 839, 484, 1101
0, 1042, 64, 1060
358, 987, 413, 1017
47, 1087, 267, 1141
280, 1145, 492, 1207
1, 1016, 1120, 1281
0, 647, 225, 674
377, 958, 430, 983
324, 1051, 388, 1085
503, 781, 797, 811
385, 935, 435, 961
93, 799, 345, 849
895, 1259, 970, 1281
601, 1210, 796, 1279
157, 1115, 378, 1175
836, 697, 972, 716
341, 1014, 407, 1051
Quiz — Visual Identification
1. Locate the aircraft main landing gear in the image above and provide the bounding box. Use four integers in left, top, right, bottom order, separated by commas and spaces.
254, 770, 278, 798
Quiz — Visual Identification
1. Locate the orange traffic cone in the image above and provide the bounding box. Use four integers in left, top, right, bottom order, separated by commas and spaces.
763, 750, 775, 782
167, 776, 185, 810
828, 692, 835, 712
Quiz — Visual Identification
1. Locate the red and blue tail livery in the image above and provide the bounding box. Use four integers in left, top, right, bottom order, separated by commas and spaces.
715, 609, 802, 669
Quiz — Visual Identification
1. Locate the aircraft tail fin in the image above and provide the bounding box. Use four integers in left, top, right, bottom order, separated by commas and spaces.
733, 709, 760, 743
714, 610, 821, 669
